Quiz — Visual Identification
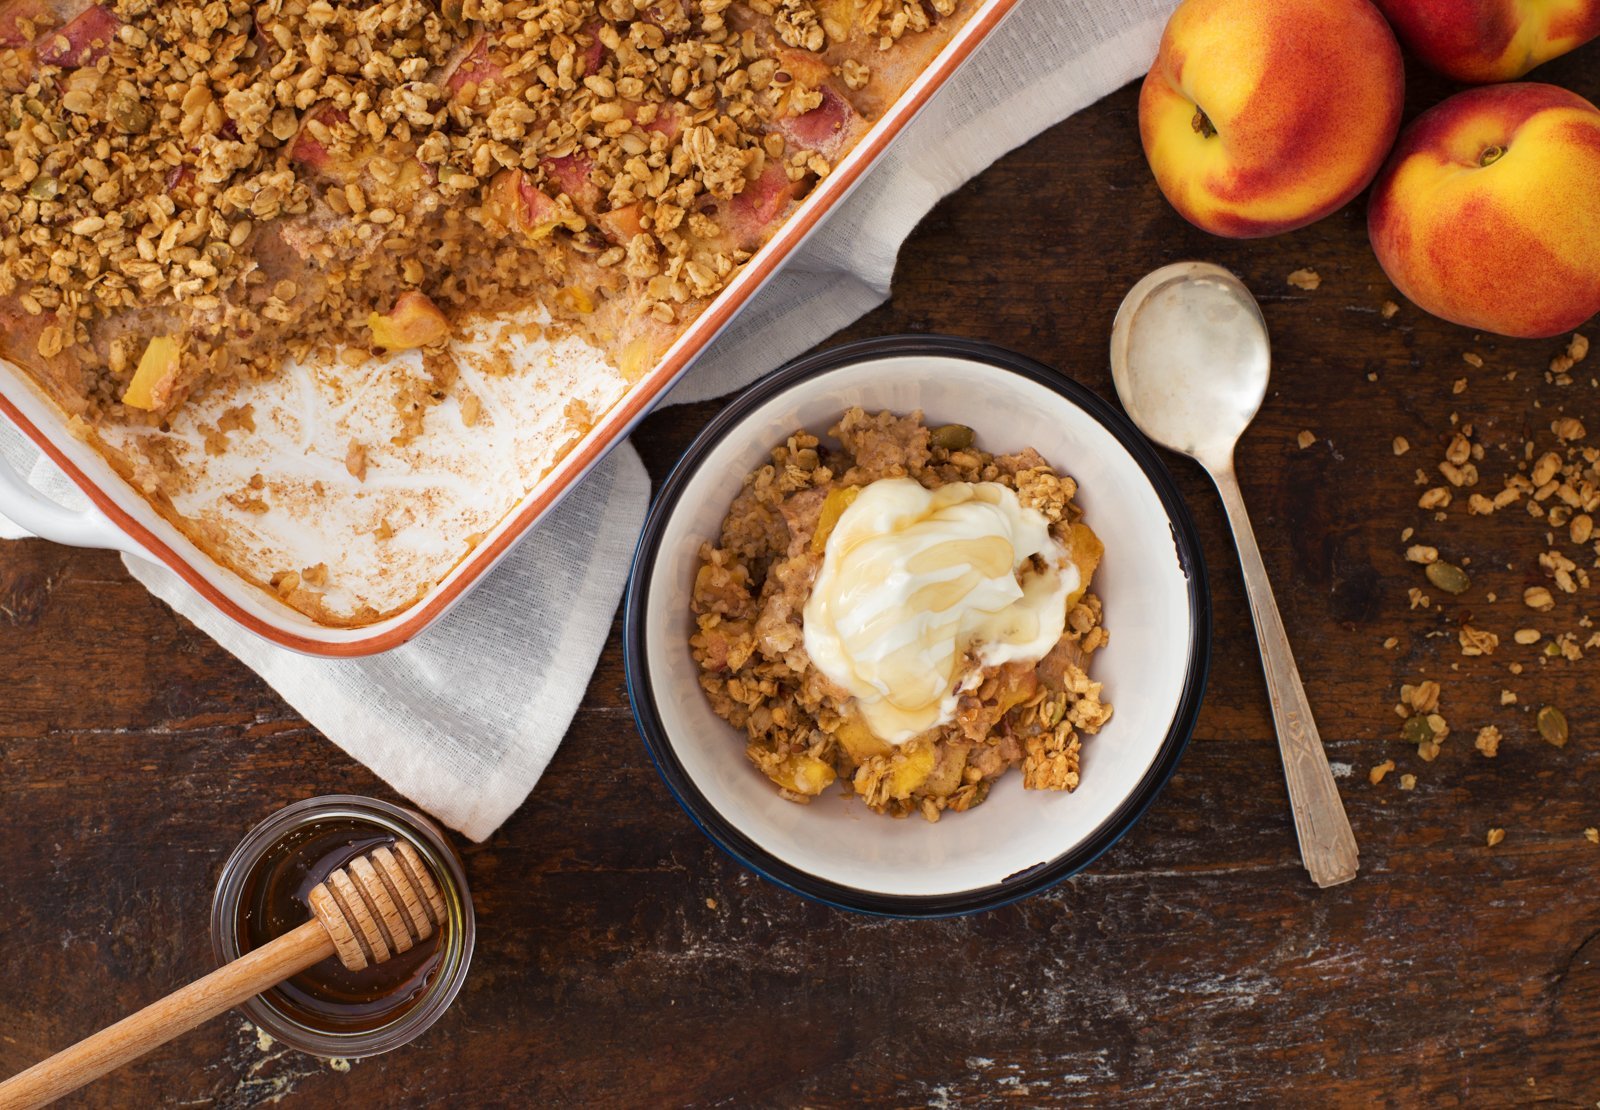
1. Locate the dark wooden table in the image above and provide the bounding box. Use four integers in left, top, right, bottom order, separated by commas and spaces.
4, 45, 1599, 1109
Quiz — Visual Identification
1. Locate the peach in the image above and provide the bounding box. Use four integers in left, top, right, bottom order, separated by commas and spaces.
1367, 83, 1600, 338
369, 292, 450, 351
35, 4, 119, 67
1373, 0, 1600, 84
122, 336, 179, 411
1139, 0, 1404, 238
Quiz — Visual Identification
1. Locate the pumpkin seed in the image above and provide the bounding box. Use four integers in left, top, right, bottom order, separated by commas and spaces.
1425, 561, 1470, 595
109, 92, 152, 134
929, 423, 974, 451
26, 175, 59, 201
1401, 716, 1434, 745
1537, 706, 1568, 748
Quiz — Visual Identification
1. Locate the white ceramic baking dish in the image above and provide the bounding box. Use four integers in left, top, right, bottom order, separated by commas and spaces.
0, 0, 1022, 656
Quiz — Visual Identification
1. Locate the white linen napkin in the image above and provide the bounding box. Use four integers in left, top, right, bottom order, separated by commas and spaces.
0, 0, 1176, 841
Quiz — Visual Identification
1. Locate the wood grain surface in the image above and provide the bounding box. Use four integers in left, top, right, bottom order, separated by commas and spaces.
3, 46, 1599, 1109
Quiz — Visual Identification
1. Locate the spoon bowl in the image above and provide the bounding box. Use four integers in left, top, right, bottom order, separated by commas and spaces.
1110, 262, 1270, 466
1109, 262, 1359, 889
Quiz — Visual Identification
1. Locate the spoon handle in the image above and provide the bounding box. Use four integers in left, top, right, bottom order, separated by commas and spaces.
1210, 461, 1359, 888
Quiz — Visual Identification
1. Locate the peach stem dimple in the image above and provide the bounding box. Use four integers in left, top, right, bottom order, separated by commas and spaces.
1479, 143, 1506, 167
1191, 106, 1217, 139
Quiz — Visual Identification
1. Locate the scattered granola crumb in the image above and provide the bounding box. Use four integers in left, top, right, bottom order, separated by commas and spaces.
1458, 625, 1498, 657
1381, 300, 1400, 320
1585, 827, 1599, 844
1513, 628, 1542, 645
1383, 636, 1399, 649
1501, 689, 1518, 706
1550, 333, 1590, 375
1287, 268, 1321, 290
1369, 759, 1396, 785
1392, 436, 1410, 456
1297, 429, 1317, 450
1462, 352, 1484, 368
1475, 725, 1502, 758
1452, 377, 1468, 394
328, 1057, 351, 1073
1406, 544, 1439, 564
705, 897, 718, 910
1399, 774, 1416, 791
1486, 827, 1506, 848
345, 441, 368, 483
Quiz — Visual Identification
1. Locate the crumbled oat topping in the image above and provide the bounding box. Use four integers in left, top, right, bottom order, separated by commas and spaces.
690, 409, 1109, 821
1286, 268, 1320, 290
3, 0, 957, 419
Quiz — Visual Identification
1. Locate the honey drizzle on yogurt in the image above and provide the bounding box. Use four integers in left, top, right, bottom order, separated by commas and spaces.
802, 479, 1078, 745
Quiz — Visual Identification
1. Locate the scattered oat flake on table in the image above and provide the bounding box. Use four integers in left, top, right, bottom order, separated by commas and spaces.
1399, 774, 1416, 791
1585, 828, 1599, 844
1383, 636, 1399, 649
1297, 429, 1316, 449
1486, 828, 1506, 848
1381, 300, 1400, 319
1452, 378, 1468, 394
1287, 268, 1321, 290
1393, 436, 1410, 456
1501, 689, 1518, 706
1369, 760, 1395, 785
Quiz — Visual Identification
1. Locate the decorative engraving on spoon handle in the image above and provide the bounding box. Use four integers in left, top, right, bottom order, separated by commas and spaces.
1211, 462, 1359, 888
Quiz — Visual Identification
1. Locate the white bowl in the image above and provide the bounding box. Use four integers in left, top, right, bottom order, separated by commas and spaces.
624, 337, 1210, 915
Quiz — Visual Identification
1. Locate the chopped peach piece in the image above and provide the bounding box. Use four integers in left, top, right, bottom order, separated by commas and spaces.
368, 292, 449, 351
884, 743, 937, 799
1066, 521, 1103, 608
554, 286, 595, 314
768, 753, 836, 796
122, 335, 179, 411
596, 202, 646, 242
36, 4, 119, 67
835, 715, 891, 762
810, 485, 859, 553
443, 34, 506, 102
482, 169, 573, 239
618, 336, 655, 383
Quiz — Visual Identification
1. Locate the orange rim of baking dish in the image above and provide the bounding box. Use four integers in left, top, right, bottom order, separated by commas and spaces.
0, 0, 1024, 657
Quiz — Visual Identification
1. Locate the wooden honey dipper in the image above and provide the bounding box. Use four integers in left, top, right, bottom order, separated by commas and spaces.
0, 841, 447, 1109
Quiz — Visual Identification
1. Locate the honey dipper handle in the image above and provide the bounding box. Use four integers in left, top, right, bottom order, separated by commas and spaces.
0, 919, 333, 1110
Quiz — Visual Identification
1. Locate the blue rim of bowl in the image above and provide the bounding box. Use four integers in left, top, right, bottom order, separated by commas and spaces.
623, 334, 1212, 918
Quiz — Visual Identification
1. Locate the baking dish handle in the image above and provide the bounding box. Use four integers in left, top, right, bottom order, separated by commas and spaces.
0, 451, 146, 555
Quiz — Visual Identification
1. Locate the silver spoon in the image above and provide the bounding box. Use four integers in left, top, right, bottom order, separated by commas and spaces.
1110, 261, 1358, 889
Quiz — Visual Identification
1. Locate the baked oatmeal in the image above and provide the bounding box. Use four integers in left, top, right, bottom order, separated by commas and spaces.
0, 0, 976, 620
691, 408, 1112, 821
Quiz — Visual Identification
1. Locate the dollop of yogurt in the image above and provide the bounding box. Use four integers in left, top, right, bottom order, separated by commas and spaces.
802, 478, 1078, 745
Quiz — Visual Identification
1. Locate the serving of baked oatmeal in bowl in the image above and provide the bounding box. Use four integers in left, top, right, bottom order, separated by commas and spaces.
625, 335, 1211, 915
